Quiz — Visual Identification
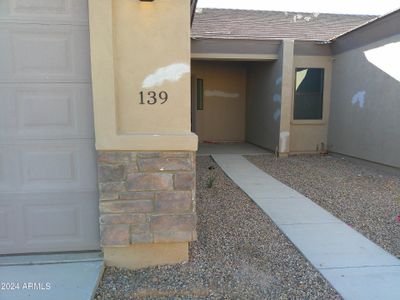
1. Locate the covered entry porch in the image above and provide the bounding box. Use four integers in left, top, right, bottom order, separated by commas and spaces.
191, 39, 282, 153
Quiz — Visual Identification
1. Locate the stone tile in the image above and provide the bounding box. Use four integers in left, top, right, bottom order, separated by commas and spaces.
99, 182, 125, 194
126, 162, 139, 174
131, 223, 150, 234
119, 192, 154, 200
174, 172, 195, 190
126, 173, 173, 191
99, 193, 119, 201
138, 158, 192, 172
131, 232, 153, 243
100, 213, 147, 225
98, 164, 125, 183
160, 152, 191, 158
137, 152, 160, 158
320, 266, 400, 300
97, 152, 131, 164
100, 225, 130, 246
150, 214, 196, 232
155, 191, 192, 213
101, 200, 153, 213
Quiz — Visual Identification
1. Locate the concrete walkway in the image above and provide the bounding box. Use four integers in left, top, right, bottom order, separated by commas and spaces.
0, 252, 104, 300
212, 154, 400, 300
198, 142, 270, 156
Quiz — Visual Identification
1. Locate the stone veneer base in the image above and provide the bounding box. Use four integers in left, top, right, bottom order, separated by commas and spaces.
97, 151, 196, 268
103, 243, 188, 269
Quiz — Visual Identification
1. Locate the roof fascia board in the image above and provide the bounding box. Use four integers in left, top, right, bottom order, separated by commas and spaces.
331, 9, 400, 55
191, 38, 281, 56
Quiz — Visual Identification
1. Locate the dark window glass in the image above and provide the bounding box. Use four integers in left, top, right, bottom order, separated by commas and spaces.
293, 68, 324, 120
196, 78, 204, 110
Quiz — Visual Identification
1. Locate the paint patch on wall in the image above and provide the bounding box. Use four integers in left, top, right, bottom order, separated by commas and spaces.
204, 90, 239, 98
352, 90, 366, 108
273, 109, 281, 121
279, 131, 290, 153
273, 94, 281, 103
364, 42, 400, 82
142, 63, 190, 88
275, 76, 282, 86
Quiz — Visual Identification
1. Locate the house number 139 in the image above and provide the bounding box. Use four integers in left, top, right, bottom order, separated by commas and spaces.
139, 91, 168, 105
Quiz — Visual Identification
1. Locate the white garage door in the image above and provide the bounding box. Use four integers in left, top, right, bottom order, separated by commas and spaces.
0, 0, 100, 254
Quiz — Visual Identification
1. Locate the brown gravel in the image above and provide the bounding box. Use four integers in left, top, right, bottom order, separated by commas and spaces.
95, 156, 340, 299
246, 154, 400, 258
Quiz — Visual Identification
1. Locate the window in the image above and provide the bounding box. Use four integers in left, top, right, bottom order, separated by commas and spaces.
293, 68, 324, 120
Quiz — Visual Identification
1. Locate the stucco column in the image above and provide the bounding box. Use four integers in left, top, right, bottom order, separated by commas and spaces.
279, 39, 295, 156
88, 0, 197, 269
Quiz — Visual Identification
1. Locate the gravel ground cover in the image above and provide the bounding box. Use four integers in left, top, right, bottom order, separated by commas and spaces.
246, 154, 400, 258
95, 156, 340, 299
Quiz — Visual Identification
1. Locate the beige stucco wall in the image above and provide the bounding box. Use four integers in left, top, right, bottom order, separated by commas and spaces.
245, 59, 282, 151
290, 55, 332, 153
89, 0, 197, 151
192, 61, 247, 142
329, 34, 400, 167
88, 0, 197, 269
279, 40, 295, 155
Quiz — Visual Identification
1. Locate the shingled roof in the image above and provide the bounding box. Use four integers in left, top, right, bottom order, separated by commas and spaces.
191, 8, 376, 41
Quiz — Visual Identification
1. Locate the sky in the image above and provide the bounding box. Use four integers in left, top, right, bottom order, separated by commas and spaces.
197, 0, 400, 16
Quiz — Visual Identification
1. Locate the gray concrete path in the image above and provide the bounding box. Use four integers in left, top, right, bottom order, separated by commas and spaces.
198, 142, 270, 156
0, 253, 103, 300
212, 154, 400, 300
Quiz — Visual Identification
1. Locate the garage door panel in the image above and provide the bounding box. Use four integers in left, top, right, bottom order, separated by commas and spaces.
0, 141, 97, 193
0, 0, 88, 25
18, 141, 97, 192
0, 145, 19, 191
0, 24, 90, 82
0, 84, 94, 139
0, 0, 99, 254
0, 191, 100, 254
0, 203, 20, 248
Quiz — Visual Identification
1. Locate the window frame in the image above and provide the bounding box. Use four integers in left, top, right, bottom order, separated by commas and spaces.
291, 67, 327, 125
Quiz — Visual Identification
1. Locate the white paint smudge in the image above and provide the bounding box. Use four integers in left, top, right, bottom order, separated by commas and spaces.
275, 76, 282, 86
273, 94, 281, 103
364, 42, 400, 82
273, 109, 281, 121
204, 90, 239, 98
352, 90, 366, 108
313, 12, 320, 18
142, 63, 190, 89
304, 16, 311, 22
279, 131, 290, 153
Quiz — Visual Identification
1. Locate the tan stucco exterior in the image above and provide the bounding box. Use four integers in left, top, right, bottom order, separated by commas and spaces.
290, 55, 332, 153
279, 40, 295, 156
88, 0, 197, 269
89, 0, 197, 151
103, 243, 189, 269
192, 61, 247, 142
